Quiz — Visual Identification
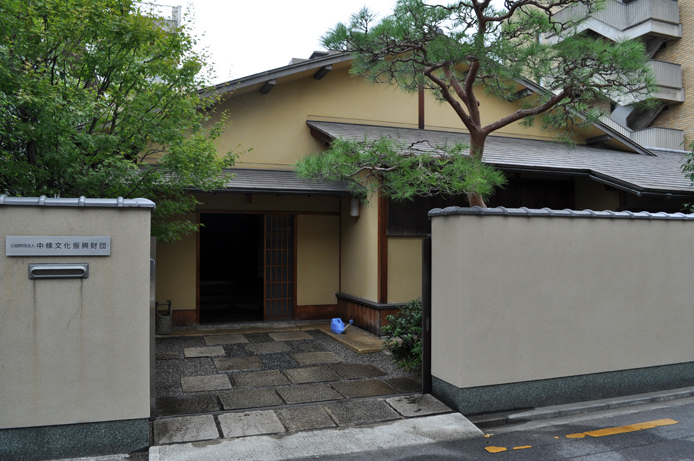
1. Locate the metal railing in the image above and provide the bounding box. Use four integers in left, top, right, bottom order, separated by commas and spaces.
601, 116, 684, 151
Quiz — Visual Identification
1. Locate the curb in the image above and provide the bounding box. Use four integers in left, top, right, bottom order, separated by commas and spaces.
468, 386, 694, 428
149, 413, 482, 461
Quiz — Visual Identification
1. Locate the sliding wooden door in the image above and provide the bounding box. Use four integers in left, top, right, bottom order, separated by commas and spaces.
264, 215, 294, 320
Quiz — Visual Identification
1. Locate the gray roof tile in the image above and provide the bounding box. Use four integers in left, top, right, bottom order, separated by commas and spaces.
0, 195, 155, 208
429, 206, 694, 220
205, 168, 350, 195
307, 121, 694, 195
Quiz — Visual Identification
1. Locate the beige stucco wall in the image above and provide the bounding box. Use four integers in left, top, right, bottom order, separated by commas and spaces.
340, 196, 379, 302
297, 214, 340, 305
0, 206, 151, 429
213, 65, 587, 171
431, 212, 694, 389
156, 214, 197, 311
387, 237, 423, 303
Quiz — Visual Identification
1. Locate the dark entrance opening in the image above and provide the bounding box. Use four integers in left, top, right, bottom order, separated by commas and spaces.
199, 213, 263, 323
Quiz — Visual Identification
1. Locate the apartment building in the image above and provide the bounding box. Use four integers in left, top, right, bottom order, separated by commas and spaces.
553, 0, 687, 152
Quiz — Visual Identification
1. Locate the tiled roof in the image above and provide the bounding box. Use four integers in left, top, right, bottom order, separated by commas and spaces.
307, 121, 694, 195
0, 195, 155, 208
429, 206, 694, 220
203, 168, 350, 195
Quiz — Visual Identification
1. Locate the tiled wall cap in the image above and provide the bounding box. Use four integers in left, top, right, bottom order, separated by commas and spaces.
428, 206, 694, 220
0, 195, 155, 208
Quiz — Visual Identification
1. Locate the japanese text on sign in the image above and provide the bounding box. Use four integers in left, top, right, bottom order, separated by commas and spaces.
6, 236, 111, 256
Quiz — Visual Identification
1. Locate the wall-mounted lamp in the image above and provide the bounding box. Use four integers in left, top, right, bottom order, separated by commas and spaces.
350, 198, 360, 217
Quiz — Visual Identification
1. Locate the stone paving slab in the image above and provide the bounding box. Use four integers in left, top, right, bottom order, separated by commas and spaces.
291, 351, 343, 366
386, 377, 422, 393
150, 414, 483, 460
386, 394, 452, 417
183, 346, 226, 358
331, 379, 398, 399
233, 370, 290, 388
269, 331, 313, 341
204, 334, 248, 345
325, 399, 401, 426
246, 342, 291, 354
219, 388, 285, 410
181, 375, 231, 392
218, 410, 286, 438
277, 384, 344, 404
332, 363, 387, 379
153, 415, 219, 444
284, 366, 341, 384
213, 355, 264, 372
156, 395, 222, 417
310, 323, 384, 353
276, 405, 337, 432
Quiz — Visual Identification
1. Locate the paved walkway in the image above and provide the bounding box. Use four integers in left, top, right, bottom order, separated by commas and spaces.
153, 321, 449, 448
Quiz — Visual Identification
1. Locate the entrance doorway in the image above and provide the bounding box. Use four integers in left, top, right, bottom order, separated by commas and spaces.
198, 213, 295, 323
199, 213, 263, 323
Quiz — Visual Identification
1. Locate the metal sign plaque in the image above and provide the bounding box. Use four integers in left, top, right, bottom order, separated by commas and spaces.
6, 236, 111, 256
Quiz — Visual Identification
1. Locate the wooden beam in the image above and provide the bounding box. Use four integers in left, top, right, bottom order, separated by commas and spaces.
260, 79, 276, 94
512, 88, 533, 101
418, 87, 425, 129
313, 65, 332, 80
309, 126, 333, 146
586, 134, 613, 145
377, 192, 388, 304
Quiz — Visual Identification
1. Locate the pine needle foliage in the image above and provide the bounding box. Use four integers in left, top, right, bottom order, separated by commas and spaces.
296, 136, 506, 202
298, 0, 654, 206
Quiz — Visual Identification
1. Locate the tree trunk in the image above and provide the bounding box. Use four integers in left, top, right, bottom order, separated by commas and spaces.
467, 130, 488, 208
467, 191, 487, 208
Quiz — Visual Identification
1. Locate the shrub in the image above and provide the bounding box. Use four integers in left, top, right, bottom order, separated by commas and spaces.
382, 298, 422, 373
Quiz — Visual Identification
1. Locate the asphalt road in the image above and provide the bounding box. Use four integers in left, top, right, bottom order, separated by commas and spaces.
295, 397, 694, 460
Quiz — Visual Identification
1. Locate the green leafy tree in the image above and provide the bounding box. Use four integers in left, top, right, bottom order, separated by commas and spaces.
297, 0, 653, 207
0, 0, 236, 241
382, 298, 423, 373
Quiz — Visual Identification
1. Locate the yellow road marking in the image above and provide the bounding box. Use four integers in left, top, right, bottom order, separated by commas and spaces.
485, 419, 679, 454
566, 419, 678, 439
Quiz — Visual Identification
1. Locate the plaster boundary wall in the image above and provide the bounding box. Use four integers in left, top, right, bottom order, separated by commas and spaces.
429, 206, 694, 414
0, 196, 155, 459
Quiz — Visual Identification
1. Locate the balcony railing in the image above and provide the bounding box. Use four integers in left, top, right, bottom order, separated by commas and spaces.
601, 117, 684, 151
553, 0, 680, 31
650, 60, 682, 89
632, 127, 685, 151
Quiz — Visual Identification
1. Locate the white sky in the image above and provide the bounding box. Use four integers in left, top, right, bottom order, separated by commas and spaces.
153, 0, 504, 85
